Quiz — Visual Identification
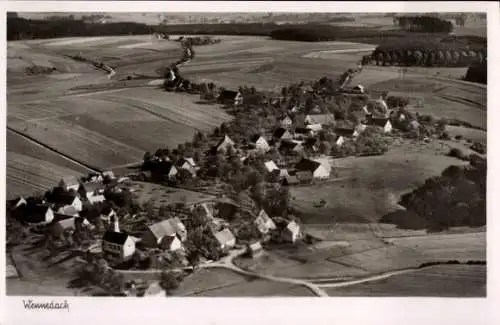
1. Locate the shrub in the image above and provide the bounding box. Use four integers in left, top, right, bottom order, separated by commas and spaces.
448, 148, 467, 160
471, 141, 486, 154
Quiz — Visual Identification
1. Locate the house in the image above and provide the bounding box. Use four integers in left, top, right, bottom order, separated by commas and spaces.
249, 135, 270, 152
305, 114, 335, 126
215, 202, 238, 219
217, 90, 238, 104
280, 116, 293, 128
142, 217, 187, 248
273, 128, 293, 141
369, 117, 393, 133
409, 120, 421, 130
58, 194, 83, 212
102, 171, 116, 180
10, 197, 27, 210
177, 158, 197, 177
264, 160, 280, 174
282, 175, 299, 186
282, 220, 301, 243
279, 168, 289, 178
158, 235, 183, 252
294, 127, 313, 138
246, 241, 264, 258
190, 202, 214, 220
100, 206, 116, 224
102, 231, 136, 260
295, 158, 331, 179
142, 281, 166, 297
353, 123, 367, 138
254, 209, 277, 235
23, 205, 55, 230
304, 137, 319, 152
216, 135, 235, 153
56, 205, 80, 218
59, 176, 80, 192
333, 135, 345, 147
353, 84, 365, 93
279, 140, 304, 155
305, 123, 323, 134
51, 216, 76, 239
296, 171, 314, 183
79, 182, 106, 204
213, 228, 236, 251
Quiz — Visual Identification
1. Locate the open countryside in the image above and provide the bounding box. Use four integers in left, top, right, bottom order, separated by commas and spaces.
6, 12, 486, 297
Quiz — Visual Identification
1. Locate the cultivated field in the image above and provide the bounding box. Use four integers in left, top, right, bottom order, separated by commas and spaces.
325, 265, 486, 297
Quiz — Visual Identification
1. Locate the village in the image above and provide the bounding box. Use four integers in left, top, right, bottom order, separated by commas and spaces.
6, 69, 447, 297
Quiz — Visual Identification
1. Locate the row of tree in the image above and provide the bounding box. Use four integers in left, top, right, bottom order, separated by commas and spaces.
395, 15, 454, 33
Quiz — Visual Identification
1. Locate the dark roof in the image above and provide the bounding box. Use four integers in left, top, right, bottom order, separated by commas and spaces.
80, 182, 106, 194
279, 140, 300, 150
295, 158, 321, 172
250, 134, 265, 143
370, 117, 390, 127
218, 90, 238, 100
59, 193, 79, 206
295, 127, 311, 135
304, 137, 318, 148
103, 231, 129, 245
335, 127, 355, 137
273, 128, 288, 138
23, 204, 52, 223
282, 175, 299, 185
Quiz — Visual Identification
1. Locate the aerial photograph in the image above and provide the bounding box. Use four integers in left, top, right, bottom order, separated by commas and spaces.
6, 11, 486, 297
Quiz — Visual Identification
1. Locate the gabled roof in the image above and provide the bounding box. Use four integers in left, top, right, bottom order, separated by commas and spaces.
294, 127, 312, 135
273, 127, 292, 139
102, 171, 116, 179
59, 193, 80, 206
279, 140, 301, 151
264, 160, 279, 173
56, 217, 76, 230
282, 175, 299, 185
370, 117, 391, 127
80, 182, 106, 194
23, 204, 52, 223
103, 231, 130, 245
57, 205, 79, 217
306, 124, 322, 132
295, 158, 321, 172
144, 281, 165, 296
214, 228, 235, 246
183, 157, 196, 167
60, 176, 80, 187
216, 134, 235, 149
285, 221, 300, 234
304, 137, 319, 148
250, 134, 267, 144
147, 218, 185, 240
305, 114, 335, 125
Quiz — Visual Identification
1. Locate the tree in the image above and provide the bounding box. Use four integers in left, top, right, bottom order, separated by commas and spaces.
159, 271, 181, 295
319, 141, 331, 155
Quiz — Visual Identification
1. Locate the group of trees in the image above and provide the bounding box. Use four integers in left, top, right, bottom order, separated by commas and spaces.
176, 35, 221, 46
369, 45, 485, 67
464, 61, 487, 84
395, 15, 454, 33
396, 156, 486, 231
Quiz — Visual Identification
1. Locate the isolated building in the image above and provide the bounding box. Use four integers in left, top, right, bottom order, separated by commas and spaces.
282, 220, 301, 243
254, 209, 277, 235
249, 135, 270, 152
102, 231, 136, 260
216, 135, 235, 153
294, 158, 331, 179
213, 228, 236, 251
142, 217, 187, 247
59, 176, 80, 192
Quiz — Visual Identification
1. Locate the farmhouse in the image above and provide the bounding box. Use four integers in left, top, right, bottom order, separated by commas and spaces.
59, 176, 80, 192
254, 209, 277, 235
57, 194, 83, 212
305, 123, 323, 134
305, 114, 335, 126
153, 161, 178, 180
295, 158, 331, 179
369, 117, 393, 133
213, 228, 236, 251
79, 182, 106, 204
56, 205, 80, 218
279, 140, 304, 155
142, 217, 187, 247
264, 160, 280, 174
282, 175, 299, 186
282, 220, 301, 243
273, 128, 293, 141
216, 135, 235, 153
177, 157, 198, 177
102, 231, 136, 260
280, 116, 293, 128
334, 135, 345, 147
100, 206, 116, 224
23, 205, 55, 230
10, 196, 27, 210
142, 281, 166, 297
249, 135, 270, 152
353, 123, 367, 137
51, 216, 76, 239
247, 241, 264, 258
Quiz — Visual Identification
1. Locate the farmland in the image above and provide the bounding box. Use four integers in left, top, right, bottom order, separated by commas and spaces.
325, 265, 486, 297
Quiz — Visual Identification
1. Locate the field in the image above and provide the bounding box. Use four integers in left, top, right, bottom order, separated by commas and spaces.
325, 265, 486, 297
291, 139, 470, 224
173, 268, 314, 297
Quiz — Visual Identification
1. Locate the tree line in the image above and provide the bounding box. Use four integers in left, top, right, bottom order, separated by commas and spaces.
395, 15, 454, 33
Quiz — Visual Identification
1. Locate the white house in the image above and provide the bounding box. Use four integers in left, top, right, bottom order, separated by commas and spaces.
177, 158, 197, 177
102, 231, 136, 260
249, 135, 270, 152
216, 135, 235, 153
214, 228, 236, 251
353, 123, 367, 138
101, 171, 116, 180
143, 281, 166, 297
100, 206, 116, 224
370, 117, 393, 133
295, 158, 331, 179
264, 160, 280, 174
79, 182, 106, 204
282, 221, 301, 243
305, 123, 323, 134
56, 205, 80, 218
51, 217, 76, 239
58, 194, 83, 213
11, 197, 27, 210
280, 116, 293, 128
305, 114, 335, 126
59, 176, 80, 192
142, 217, 187, 248
247, 241, 264, 258
254, 209, 277, 235
334, 135, 345, 147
